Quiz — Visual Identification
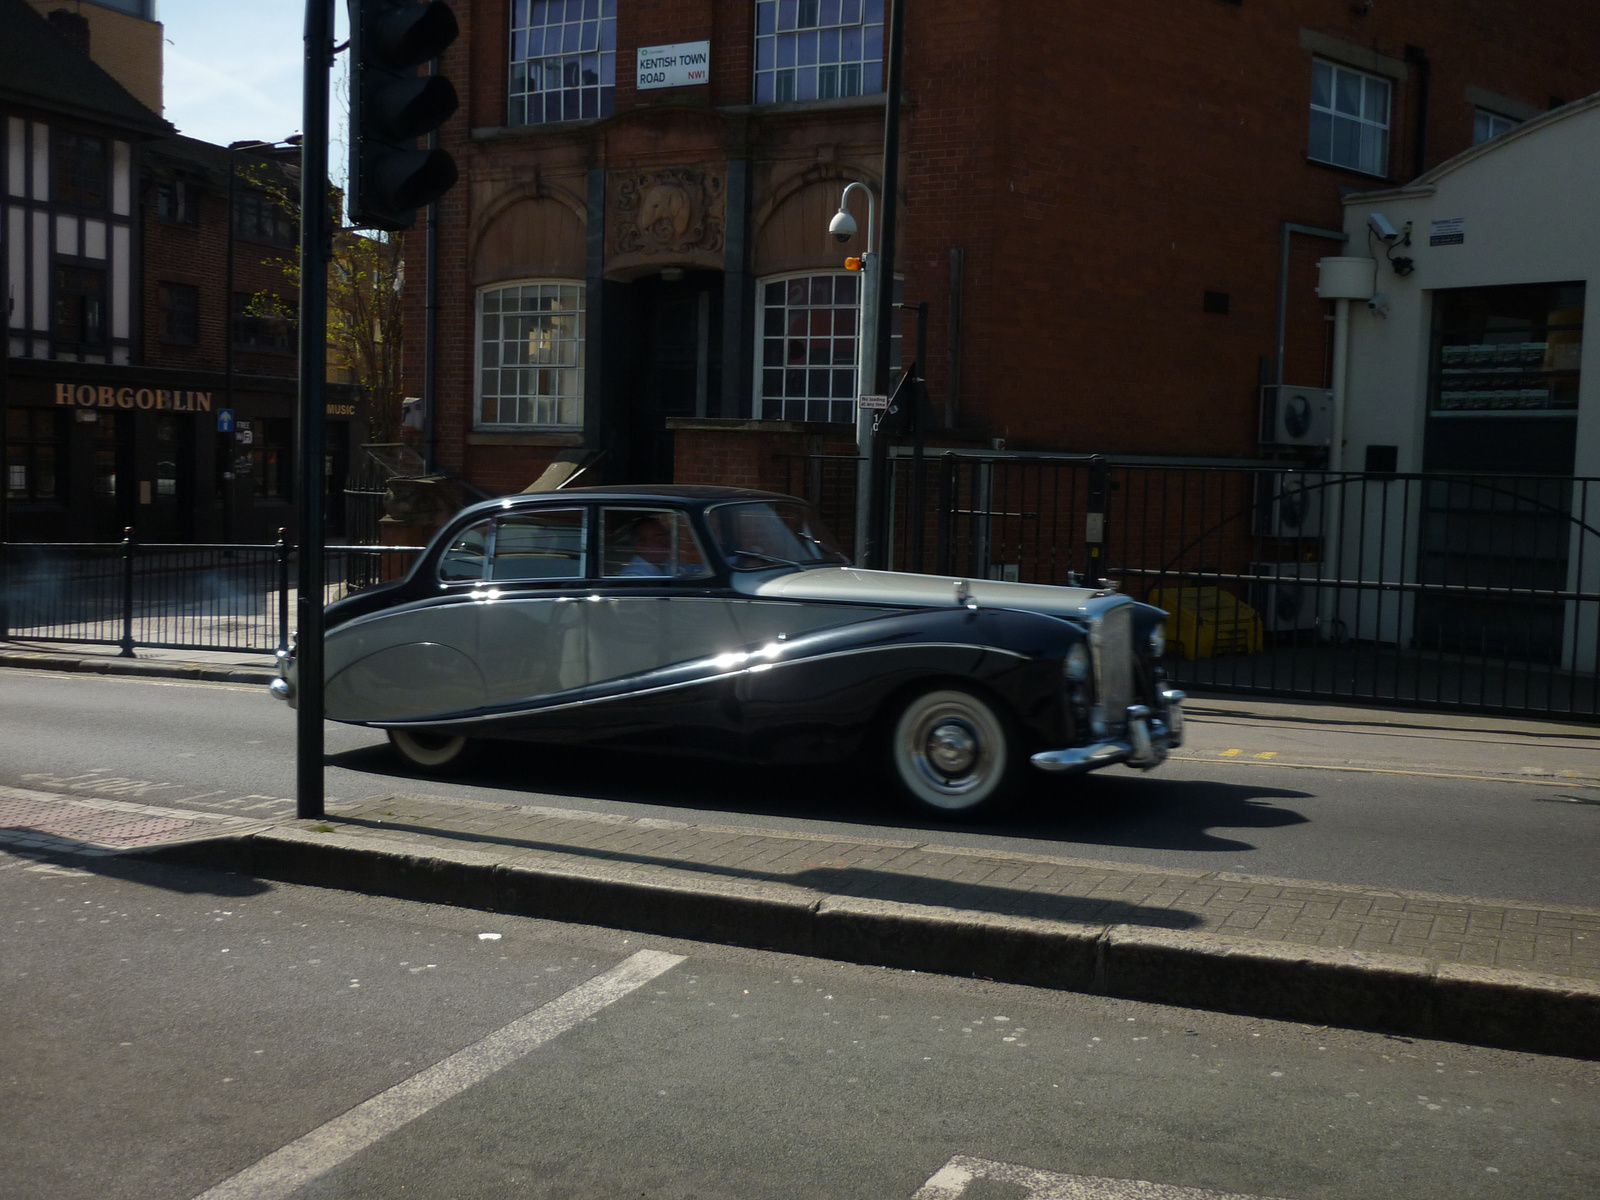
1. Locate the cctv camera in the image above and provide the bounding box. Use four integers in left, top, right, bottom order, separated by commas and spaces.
828, 209, 858, 243
1367, 212, 1399, 241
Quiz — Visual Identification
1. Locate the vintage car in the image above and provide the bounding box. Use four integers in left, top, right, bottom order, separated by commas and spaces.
272, 485, 1183, 817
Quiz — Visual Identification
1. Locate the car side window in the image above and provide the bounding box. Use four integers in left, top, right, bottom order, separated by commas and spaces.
490, 509, 588, 581
438, 520, 491, 583
601, 508, 711, 579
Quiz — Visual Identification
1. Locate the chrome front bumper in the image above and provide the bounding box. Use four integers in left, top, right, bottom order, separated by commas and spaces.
1030, 689, 1185, 775
269, 644, 296, 705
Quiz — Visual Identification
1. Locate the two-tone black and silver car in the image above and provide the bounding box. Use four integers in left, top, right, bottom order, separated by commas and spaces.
273, 486, 1183, 818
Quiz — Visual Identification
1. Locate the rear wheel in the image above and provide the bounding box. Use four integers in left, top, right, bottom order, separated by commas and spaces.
387, 728, 481, 775
889, 688, 1020, 819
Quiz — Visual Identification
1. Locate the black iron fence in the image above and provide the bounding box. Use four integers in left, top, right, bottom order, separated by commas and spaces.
783, 452, 1600, 720
0, 532, 423, 656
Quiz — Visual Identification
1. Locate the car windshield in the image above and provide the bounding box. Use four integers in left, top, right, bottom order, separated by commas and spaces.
707, 500, 850, 571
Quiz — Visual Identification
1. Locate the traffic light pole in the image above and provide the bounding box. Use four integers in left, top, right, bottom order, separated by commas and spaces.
296, 0, 334, 820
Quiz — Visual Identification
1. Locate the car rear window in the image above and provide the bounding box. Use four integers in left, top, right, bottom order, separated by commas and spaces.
438, 521, 490, 582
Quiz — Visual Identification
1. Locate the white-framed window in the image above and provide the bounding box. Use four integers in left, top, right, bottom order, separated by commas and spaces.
508, 0, 617, 126
476, 281, 586, 429
1309, 59, 1391, 176
754, 271, 902, 423
753, 0, 884, 105
1473, 108, 1520, 144
756, 272, 860, 423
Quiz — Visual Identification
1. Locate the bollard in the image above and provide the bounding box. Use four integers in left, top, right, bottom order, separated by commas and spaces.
119, 526, 136, 657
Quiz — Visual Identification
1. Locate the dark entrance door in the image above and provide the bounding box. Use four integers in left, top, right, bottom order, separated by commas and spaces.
625, 270, 722, 483
89, 411, 135, 540
144, 413, 195, 541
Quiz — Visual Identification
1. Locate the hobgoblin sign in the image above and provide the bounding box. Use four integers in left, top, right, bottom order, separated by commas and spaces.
55, 383, 212, 412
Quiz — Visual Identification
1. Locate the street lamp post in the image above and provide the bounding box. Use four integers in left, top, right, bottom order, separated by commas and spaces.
830, 181, 877, 565
863, 0, 907, 572
224, 135, 301, 543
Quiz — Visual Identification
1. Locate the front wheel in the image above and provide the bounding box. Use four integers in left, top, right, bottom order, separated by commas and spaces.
888, 688, 1020, 819
387, 728, 481, 775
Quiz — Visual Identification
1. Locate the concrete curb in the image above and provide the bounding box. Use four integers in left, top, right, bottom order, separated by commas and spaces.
0, 651, 274, 685
141, 826, 1600, 1060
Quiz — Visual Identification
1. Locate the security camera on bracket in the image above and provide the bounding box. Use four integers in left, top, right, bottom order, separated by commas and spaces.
1367, 211, 1415, 277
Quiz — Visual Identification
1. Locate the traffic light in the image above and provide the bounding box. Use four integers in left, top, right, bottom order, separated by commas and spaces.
348, 0, 460, 231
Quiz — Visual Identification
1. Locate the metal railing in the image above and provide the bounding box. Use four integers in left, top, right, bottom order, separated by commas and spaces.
0, 530, 423, 656
783, 452, 1600, 720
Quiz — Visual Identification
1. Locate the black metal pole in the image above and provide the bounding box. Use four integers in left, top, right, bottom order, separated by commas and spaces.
908, 300, 927, 572
119, 526, 136, 657
423, 60, 440, 475
223, 150, 238, 542
296, 0, 334, 820
864, 0, 905, 571
1, 233, 10, 640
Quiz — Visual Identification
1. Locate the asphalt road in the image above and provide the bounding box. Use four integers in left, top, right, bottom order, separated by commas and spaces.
2, 851, 1595, 1200
2, 669, 1599, 907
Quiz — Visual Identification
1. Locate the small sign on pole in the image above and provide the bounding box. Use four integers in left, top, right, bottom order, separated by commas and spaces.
858, 394, 889, 410
217, 408, 234, 433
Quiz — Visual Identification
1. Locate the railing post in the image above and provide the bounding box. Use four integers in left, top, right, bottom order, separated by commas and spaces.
119, 526, 136, 657
935, 452, 955, 576
1086, 455, 1108, 584
276, 527, 290, 652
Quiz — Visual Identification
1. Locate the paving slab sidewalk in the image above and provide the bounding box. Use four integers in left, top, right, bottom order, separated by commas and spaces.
18, 787, 1576, 1061
0, 639, 276, 684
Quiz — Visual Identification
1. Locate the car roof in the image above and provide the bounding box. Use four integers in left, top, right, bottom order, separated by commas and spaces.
462, 484, 800, 512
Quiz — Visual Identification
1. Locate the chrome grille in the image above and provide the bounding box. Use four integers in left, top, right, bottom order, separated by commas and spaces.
1096, 603, 1135, 724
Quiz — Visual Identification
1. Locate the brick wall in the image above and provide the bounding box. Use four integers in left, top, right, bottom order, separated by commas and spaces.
140, 165, 298, 382
672, 421, 857, 495
412, 0, 1600, 496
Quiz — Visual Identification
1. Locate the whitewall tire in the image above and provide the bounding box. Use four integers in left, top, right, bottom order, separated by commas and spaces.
387, 728, 480, 774
889, 688, 1019, 818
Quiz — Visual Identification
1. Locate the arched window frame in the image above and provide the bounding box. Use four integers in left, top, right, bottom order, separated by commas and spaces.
474, 280, 586, 430
752, 268, 901, 423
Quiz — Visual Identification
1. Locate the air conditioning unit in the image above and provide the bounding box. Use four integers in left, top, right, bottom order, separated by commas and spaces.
1260, 385, 1332, 446
1247, 562, 1324, 633
1253, 470, 1325, 539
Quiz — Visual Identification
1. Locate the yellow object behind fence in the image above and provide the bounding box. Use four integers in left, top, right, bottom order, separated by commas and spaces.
1146, 587, 1264, 660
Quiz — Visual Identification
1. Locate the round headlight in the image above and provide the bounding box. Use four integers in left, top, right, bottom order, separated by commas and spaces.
1149, 622, 1167, 657
1064, 643, 1091, 682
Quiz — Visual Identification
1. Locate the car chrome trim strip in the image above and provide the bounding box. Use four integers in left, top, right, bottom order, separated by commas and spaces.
373, 641, 1037, 730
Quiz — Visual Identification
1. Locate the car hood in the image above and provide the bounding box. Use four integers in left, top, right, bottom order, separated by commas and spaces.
733, 566, 1104, 618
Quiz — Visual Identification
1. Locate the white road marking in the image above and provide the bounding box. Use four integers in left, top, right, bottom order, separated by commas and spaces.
190, 949, 686, 1200
911, 1156, 1292, 1200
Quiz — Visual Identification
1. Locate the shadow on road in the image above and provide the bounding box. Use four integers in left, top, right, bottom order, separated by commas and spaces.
326, 740, 1311, 858
328, 810, 1203, 931
2, 837, 271, 897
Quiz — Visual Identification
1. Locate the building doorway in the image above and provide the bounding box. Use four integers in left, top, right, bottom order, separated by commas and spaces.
89, 411, 134, 540
624, 270, 722, 483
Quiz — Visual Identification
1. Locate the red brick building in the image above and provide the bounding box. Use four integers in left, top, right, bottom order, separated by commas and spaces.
403, 0, 1599, 497
2, 0, 364, 543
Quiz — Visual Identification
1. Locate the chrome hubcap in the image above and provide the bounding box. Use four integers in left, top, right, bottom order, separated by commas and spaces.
926, 721, 978, 776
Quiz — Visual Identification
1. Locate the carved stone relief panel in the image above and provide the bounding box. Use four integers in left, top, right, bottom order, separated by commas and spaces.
609, 166, 726, 266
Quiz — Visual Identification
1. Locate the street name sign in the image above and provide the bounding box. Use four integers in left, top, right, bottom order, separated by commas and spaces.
636, 41, 710, 89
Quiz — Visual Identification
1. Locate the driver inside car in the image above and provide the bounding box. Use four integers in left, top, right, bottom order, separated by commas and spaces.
614, 515, 674, 576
